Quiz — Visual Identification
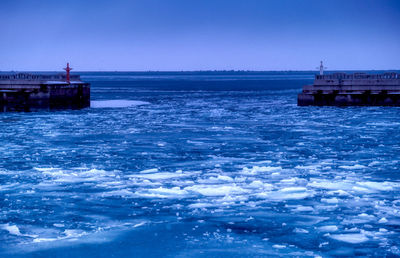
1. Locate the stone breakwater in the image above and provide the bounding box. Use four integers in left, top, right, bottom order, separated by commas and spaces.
0, 73, 90, 111
298, 72, 400, 106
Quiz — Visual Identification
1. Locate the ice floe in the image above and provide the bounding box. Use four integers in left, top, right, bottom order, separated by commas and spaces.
91, 100, 150, 108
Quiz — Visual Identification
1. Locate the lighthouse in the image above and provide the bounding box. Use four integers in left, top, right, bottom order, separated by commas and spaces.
63, 63, 73, 84
318, 61, 326, 75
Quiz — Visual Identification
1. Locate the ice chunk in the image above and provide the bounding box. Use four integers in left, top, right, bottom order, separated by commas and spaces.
280, 178, 297, 184
293, 228, 309, 233
293, 205, 314, 212
247, 180, 273, 190
329, 233, 368, 244
2, 224, 22, 236
140, 168, 158, 174
241, 166, 282, 175
135, 172, 189, 180
308, 180, 352, 191
352, 186, 371, 193
34, 167, 58, 172
198, 175, 234, 184
326, 190, 351, 196
139, 187, 188, 198
318, 225, 338, 232
33, 237, 58, 243
272, 244, 286, 249
248, 180, 263, 188
133, 222, 146, 228
188, 203, 213, 209
356, 181, 394, 191
339, 165, 366, 170
1, 224, 37, 238
378, 217, 388, 223
64, 229, 87, 238
263, 187, 315, 201
280, 187, 308, 193
100, 189, 135, 197
185, 184, 248, 196
321, 197, 339, 204
357, 213, 375, 219
217, 175, 234, 182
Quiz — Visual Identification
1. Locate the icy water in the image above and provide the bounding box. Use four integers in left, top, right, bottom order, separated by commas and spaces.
1, 72, 400, 257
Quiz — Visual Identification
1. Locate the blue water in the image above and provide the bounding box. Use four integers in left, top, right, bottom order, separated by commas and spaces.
1, 72, 400, 257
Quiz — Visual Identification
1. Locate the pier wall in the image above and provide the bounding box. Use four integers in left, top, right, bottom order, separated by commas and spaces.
0, 83, 90, 111
298, 72, 400, 106
298, 92, 400, 106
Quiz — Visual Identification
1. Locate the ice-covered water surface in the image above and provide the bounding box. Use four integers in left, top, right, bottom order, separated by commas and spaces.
1, 72, 400, 257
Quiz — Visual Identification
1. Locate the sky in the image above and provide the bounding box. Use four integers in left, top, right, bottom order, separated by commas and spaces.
0, 0, 399, 71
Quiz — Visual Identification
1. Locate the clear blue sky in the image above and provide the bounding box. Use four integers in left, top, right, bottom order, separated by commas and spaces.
1, 0, 399, 71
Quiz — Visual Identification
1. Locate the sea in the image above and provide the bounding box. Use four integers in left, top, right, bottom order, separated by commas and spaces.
1, 71, 400, 257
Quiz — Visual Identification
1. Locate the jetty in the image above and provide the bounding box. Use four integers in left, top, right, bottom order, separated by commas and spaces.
0, 63, 90, 111
298, 62, 400, 106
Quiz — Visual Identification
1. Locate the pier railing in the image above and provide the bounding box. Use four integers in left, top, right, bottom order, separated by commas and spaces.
0, 73, 81, 81
316, 73, 400, 80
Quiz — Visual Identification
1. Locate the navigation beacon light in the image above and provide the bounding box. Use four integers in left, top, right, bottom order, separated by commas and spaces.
318, 61, 327, 75
63, 63, 73, 84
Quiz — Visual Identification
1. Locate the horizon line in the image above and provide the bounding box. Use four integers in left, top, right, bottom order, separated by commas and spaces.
1, 69, 399, 73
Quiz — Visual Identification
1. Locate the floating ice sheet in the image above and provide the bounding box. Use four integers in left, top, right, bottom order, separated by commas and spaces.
91, 100, 150, 108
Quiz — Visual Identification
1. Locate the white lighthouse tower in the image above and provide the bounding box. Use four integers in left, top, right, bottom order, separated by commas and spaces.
318, 61, 326, 75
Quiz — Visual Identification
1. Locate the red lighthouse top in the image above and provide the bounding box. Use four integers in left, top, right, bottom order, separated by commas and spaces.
63, 63, 73, 84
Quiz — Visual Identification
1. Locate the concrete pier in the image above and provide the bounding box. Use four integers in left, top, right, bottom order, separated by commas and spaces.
298, 72, 400, 106
0, 73, 90, 111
